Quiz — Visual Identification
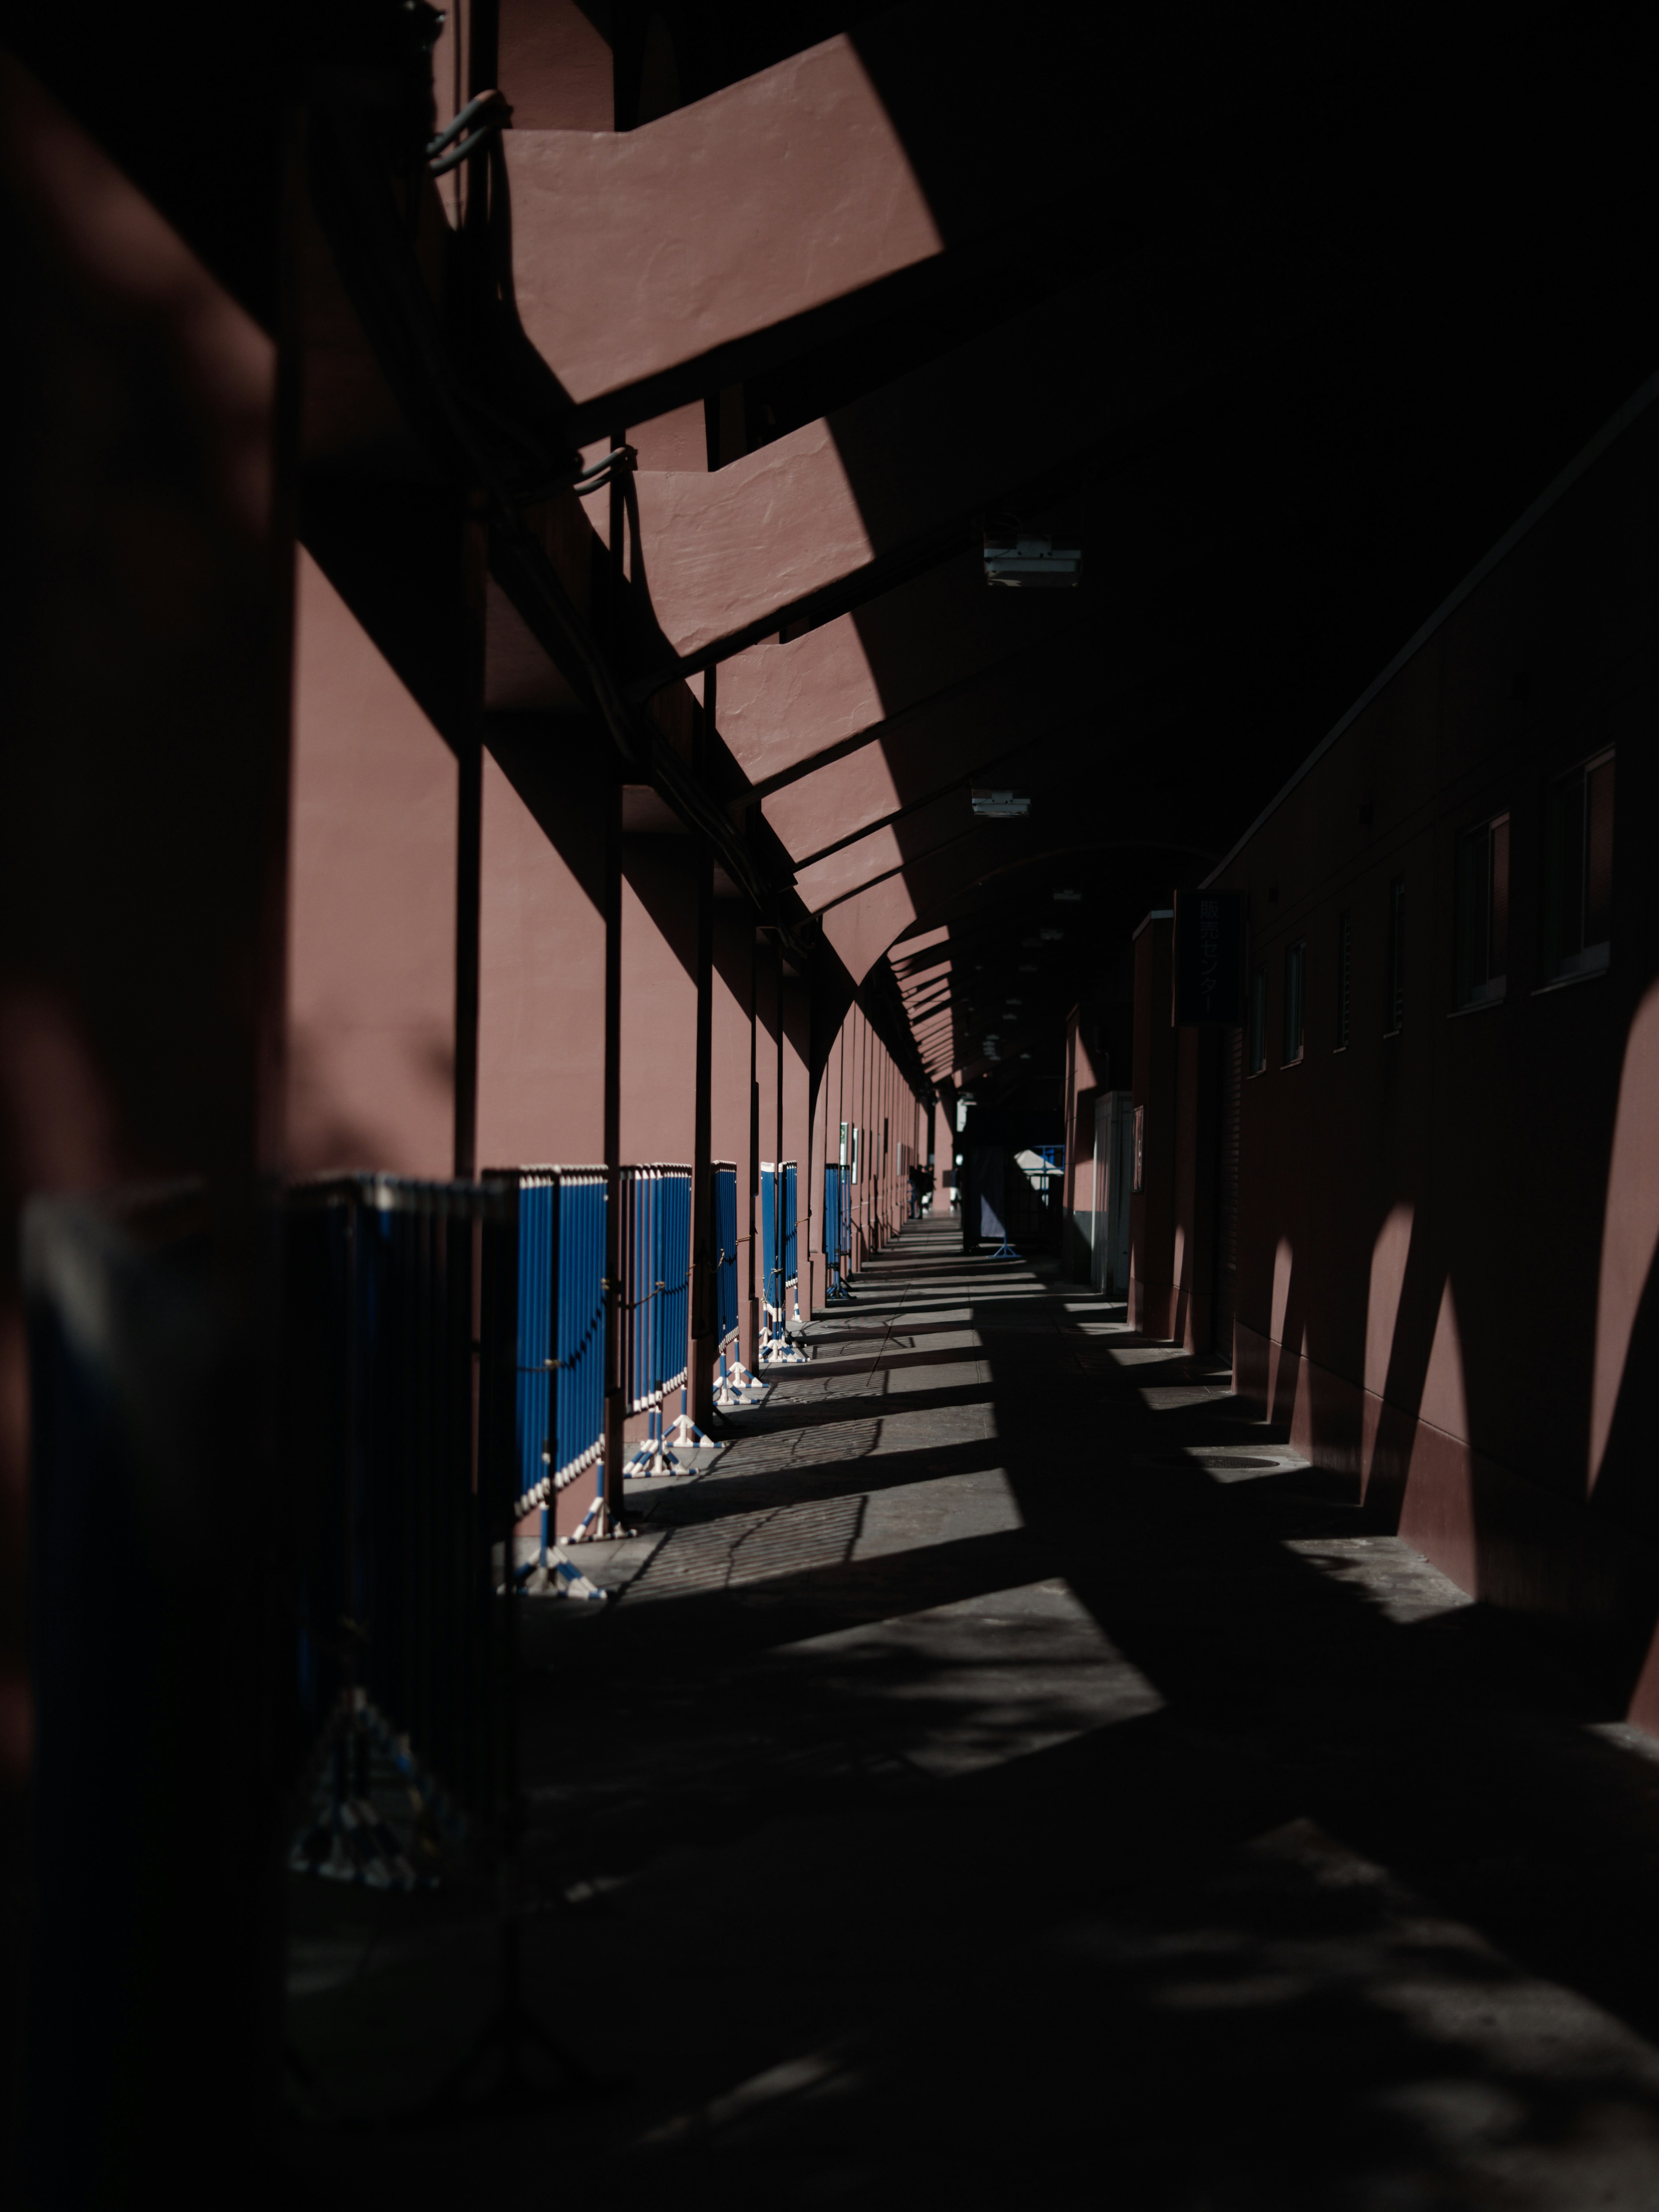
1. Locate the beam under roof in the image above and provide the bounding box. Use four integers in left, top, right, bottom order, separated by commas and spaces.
611, 252, 1321, 686
503, 4, 1340, 442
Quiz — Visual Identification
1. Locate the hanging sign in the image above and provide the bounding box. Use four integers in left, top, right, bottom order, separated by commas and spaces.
1173, 890, 1246, 1025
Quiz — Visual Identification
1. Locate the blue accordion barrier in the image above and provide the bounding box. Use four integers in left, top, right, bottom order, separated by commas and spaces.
825, 1163, 853, 1300
759, 1160, 807, 1365
711, 1160, 762, 1406
281, 1166, 604, 2120
283, 1174, 507, 1888
784, 1161, 800, 1316
759, 1162, 778, 1321
620, 1163, 704, 1472
483, 1165, 608, 1551
713, 1161, 738, 1347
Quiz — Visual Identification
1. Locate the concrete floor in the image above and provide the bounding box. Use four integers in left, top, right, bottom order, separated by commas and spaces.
285, 1219, 1659, 2207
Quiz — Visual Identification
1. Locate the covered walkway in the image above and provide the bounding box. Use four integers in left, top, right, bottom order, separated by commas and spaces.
9, 12, 1659, 2198
289, 1218, 1659, 2206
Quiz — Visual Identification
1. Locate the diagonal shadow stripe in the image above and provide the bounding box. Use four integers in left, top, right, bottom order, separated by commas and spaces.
716, 1376, 998, 1433
803, 1316, 990, 1348
521, 1525, 1052, 1682
792, 1342, 990, 1382
629, 1432, 1010, 1527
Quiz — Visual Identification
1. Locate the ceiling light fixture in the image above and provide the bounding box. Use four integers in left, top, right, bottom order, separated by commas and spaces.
983, 534, 1082, 589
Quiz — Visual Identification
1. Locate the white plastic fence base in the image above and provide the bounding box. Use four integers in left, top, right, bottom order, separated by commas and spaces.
625, 1409, 686, 1477
289, 1796, 423, 1891
625, 1438, 685, 1476
288, 1691, 450, 1890
666, 1409, 718, 1451
546, 1545, 607, 1601
714, 1347, 766, 1405
760, 1330, 808, 1367
566, 1487, 607, 1543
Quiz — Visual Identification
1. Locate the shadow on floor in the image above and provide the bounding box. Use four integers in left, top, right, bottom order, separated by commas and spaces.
283, 1219, 1659, 2209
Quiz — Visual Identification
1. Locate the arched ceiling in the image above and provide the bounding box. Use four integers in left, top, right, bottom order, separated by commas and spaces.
279, 0, 1659, 1103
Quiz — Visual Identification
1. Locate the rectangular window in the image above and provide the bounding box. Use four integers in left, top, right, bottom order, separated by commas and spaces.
1544, 749, 1614, 981
1453, 813, 1509, 1008
1248, 964, 1267, 1074
1335, 912, 1351, 1049
1386, 876, 1405, 1033
1282, 941, 1305, 1065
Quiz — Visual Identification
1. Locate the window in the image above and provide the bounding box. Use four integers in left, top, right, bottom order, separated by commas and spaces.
1385, 876, 1405, 1033
1453, 813, 1509, 1008
1544, 749, 1614, 982
1248, 964, 1267, 1074
1335, 912, 1351, 1049
1282, 941, 1305, 1064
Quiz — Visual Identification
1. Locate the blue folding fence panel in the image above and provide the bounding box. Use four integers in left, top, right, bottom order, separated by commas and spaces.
824, 1163, 850, 1297
553, 1170, 607, 1494
758, 1160, 800, 1323
285, 1174, 502, 1826
759, 1163, 779, 1319
656, 1166, 690, 1396
620, 1165, 653, 1414
620, 1163, 692, 1412
713, 1161, 738, 1346
513, 1172, 554, 1517
485, 1166, 607, 1518
823, 1164, 840, 1296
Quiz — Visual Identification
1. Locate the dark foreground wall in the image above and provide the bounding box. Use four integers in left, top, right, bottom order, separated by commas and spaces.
0, 50, 293, 2198
1155, 382, 1659, 1719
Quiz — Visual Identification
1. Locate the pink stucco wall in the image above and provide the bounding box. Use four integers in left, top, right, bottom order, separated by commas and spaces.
286, 550, 455, 1177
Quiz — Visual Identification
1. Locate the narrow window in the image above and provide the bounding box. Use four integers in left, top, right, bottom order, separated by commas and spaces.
1248, 964, 1267, 1075
1453, 813, 1509, 1008
1386, 876, 1405, 1033
1544, 749, 1614, 981
1335, 913, 1351, 1049
1282, 941, 1305, 1065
